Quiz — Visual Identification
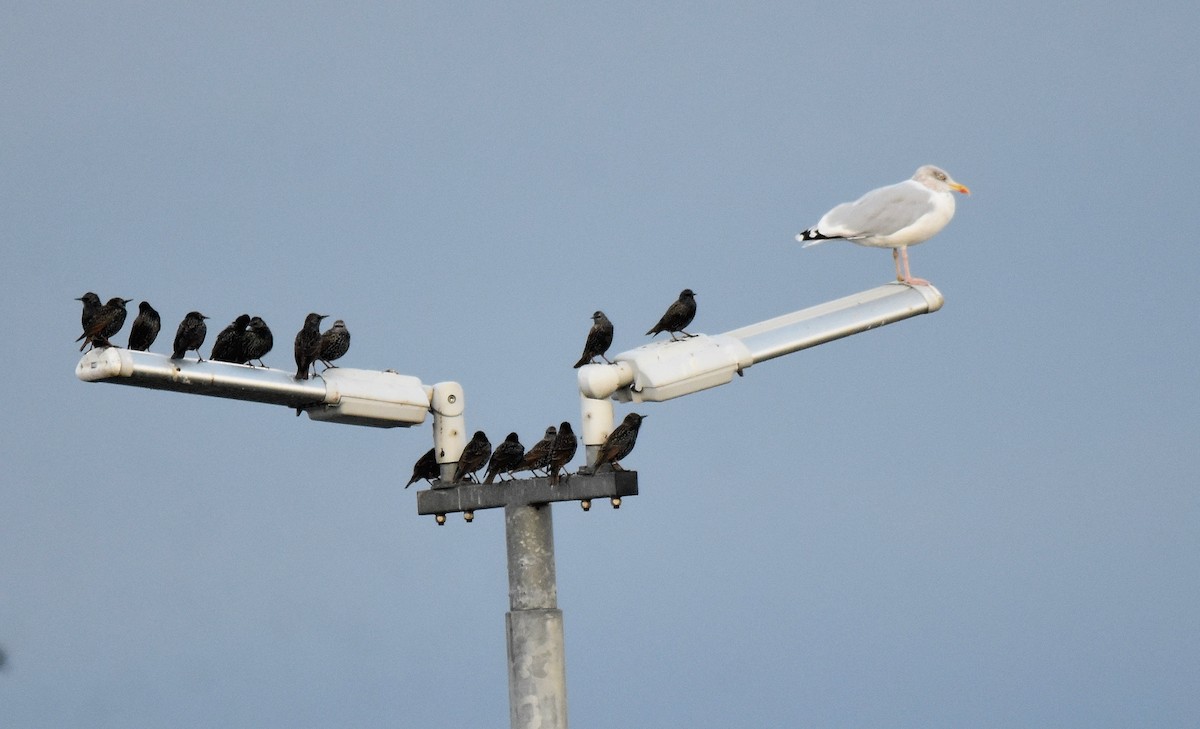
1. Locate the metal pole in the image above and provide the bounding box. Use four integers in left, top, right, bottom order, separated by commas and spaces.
505, 502, 568, 729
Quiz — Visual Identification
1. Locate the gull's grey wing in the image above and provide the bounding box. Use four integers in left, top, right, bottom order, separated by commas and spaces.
817, 180, 937, 239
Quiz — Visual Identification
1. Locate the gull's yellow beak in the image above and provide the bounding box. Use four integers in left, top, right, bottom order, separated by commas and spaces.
951, 182, 970, 195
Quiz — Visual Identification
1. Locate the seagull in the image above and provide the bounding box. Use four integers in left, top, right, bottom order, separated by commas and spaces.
796, 165, 969, 286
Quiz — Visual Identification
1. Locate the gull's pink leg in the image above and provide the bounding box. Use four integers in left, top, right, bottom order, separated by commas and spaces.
899, 246, 929, 286
892, 249, 904, 281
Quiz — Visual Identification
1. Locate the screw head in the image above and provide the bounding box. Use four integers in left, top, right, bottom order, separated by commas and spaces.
581, 499, 592, 511
611, 497, 622, 509
435, 514, 446, 525
464, 511, 475, 522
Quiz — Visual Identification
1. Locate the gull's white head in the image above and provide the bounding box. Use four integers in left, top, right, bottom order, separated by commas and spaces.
914, 165, 970, 195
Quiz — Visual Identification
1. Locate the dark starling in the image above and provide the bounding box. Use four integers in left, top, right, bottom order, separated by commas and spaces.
76, 292, 102, 332
77, 297, 131, 350
126, 301, 161, 351
594, 413, 646, 471
405, 447, 440, 489
484, 432, 526, 484
318, 319, 351, 369
645, 288, 697, 341
171, 311, 209, 360
453, 430, 492, 483
518, 425, 556, 476
547, 421, 577, 485
242, 316, 273, 366
573, 310, 615, 368
293, 313, 327, 380
210, 314, 251, 362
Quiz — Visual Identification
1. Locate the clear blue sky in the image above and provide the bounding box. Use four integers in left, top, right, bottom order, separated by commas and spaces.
3, 3, 1198, 727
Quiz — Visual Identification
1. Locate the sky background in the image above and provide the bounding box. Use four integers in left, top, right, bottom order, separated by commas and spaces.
3, 2, 1199, 727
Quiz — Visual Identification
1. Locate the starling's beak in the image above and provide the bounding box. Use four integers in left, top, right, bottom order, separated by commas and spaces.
950, 182, 970, 195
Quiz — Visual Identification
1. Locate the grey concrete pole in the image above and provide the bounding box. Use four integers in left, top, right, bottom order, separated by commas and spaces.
505, 502, 568, 729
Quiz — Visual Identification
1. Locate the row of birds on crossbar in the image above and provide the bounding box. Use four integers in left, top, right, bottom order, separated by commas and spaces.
75, 165, 969, 486
75, 298, 350, 381
403, 411, 646, 489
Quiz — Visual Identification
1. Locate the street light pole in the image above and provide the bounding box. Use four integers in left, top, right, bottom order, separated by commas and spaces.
76, 281, 946, 729
505, 501, 567, 729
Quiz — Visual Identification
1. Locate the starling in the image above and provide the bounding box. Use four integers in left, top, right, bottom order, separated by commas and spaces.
453, 430, 492, 483
126, 301, 161, 351
171, 311, 209, 360
594, 413, 646, 471
242, 316, 274, 366
484, 432, 526, 484
547, 421, 577, 485
405, 447, 440, 489
76, 292, 102, 332
77, 297, 131, 350
645, 288, 697, 341
293, 313, 327, 380
210, 314, 251, 362
573, 310, 615, 368
518, 425, 557, 476
318, 319, 351, 369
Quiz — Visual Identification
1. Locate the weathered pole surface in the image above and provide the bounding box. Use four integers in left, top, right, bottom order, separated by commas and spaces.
505, 502, 568, 729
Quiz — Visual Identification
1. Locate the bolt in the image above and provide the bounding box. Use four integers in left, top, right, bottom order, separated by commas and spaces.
611, 497, 621, 509
464, 511, 475, 522
436, 514, 446, 525
581, 499, 592, 511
